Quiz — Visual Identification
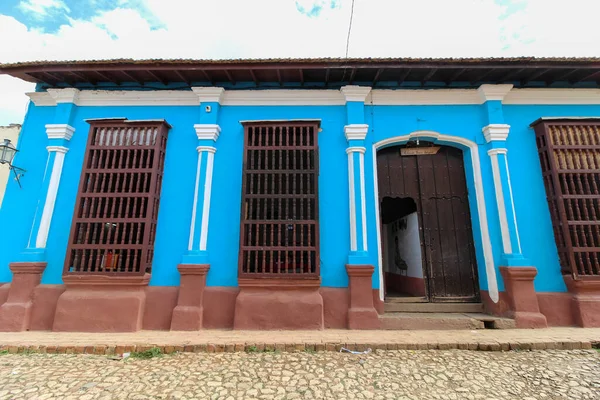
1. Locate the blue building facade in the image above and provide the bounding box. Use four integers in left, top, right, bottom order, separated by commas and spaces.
0, 59, 599, 331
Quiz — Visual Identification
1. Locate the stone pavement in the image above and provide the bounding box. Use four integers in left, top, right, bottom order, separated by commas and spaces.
0, 328, 599, 354
0, 349, 598, 399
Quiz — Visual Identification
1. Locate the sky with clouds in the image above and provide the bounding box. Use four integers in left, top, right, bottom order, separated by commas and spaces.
0, 0, 599, 125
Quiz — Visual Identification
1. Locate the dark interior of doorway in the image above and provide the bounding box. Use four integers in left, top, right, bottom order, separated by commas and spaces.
380, 196, 427, 302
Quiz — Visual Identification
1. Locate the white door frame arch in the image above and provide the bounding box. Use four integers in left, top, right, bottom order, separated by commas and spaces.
372, 130, 499, 303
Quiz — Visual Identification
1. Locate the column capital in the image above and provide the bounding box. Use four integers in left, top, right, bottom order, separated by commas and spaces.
483, 124, 510, 143
191, 87, 225, 104
46, 146, 69, 154
47, 88, 80, 104
477, 84, 513, 103
340, 86, 372, 103
346, 146, 366, 154
487, 148, 507, 156
196, 145, 217, 154
45, 124, 75, 141
194, 124, 221, 141
344, 124, 368, 141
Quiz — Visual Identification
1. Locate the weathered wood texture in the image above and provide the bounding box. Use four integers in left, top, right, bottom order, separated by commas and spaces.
64, 120, 169, 276
239, 122, 320, 278
377, 145, 479, 302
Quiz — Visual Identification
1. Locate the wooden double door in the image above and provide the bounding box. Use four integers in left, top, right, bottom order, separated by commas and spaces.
377, 145, 480, 302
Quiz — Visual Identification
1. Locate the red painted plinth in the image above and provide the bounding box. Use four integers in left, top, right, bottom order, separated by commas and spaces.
500, 267, 547, 328
234, 278, 324, 330
53, 274, 150, 332
170, 264, 210, 331
346, 265, 380, 330
564, 275, 600, 327
0, 262, 46, 332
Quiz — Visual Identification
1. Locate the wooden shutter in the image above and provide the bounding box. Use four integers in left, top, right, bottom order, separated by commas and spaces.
533, 119, 600, 279
239, 121, 320, 278
64, 119, 169, 276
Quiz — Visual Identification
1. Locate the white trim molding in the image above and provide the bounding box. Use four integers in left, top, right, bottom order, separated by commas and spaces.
344, 124, 369, 141
46, 145, 69, 154
504, 88, 600, 104
191, 87, 225, 104
374, 131, 499, 303
477, 84, 514, 102
46, 124, 75, 141
340, 85, 372, 102
194, 124, 221, 141
47, 88, 80, 104
482, 124, 510, 143
225, 90, 344, 105
35, 150, 66, 248
347, 150, 357, 251
371, 89, 481, 105
25, 87, 600, 107
199, 150, 215, 251
188, 151, 203, 251
488, 148, 512, 254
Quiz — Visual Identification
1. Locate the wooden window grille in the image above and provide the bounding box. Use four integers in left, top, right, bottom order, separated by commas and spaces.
532, 119, 600, 279
239, 121, 320, 278
64, 119, 170, 276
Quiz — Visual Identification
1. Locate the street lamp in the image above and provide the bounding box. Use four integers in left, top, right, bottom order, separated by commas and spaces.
0, 139, 25, 188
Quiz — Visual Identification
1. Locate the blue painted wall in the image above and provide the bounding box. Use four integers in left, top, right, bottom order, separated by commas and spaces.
1, 97, 600, 293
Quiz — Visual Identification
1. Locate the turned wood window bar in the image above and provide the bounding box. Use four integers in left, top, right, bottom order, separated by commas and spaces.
64, 119, 169, 276
533, 119, 600, 279
239, 121, 320, 278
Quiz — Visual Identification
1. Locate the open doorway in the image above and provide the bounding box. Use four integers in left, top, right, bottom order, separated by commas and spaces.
381, 197, 426, 301
377, 144, 480, 303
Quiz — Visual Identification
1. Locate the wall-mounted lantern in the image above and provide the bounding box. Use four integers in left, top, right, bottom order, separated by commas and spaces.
0, 139, 26, 188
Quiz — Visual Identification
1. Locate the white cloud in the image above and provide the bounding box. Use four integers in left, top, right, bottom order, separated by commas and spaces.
1, 0, 600, 124
18, 0, 70, 16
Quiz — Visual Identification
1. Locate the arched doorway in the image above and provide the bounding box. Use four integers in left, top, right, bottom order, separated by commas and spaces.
377, 143, 480, 302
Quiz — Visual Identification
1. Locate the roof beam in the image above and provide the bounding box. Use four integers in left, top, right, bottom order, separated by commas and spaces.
224, 70, 236, 85
276, 69, 283, 86
470, 68, 496, 84
28, 72, 52, 86
174, 70, 191, 85
576, 70, 600, 83
554, 68, 579, 82
447, 68, 467, 84
199, 69, 215, 85
421, 68, 437, 84
146, 70, 168, 85
249, 69, 259, 85
324, 68, 330, 86
498, 68, 525, 83
521, 68, 551, 85
121, 70, 143, 85
299, 69, 304, 86
348, 68, 356, 84
95, 70, 119, 85
70, 71, 96, 85
372, 68, 384, 86
44, 71, 73, 86
397, 68, 411, 85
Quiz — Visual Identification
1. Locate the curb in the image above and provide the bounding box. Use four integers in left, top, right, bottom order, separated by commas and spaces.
1, 340, 598, 355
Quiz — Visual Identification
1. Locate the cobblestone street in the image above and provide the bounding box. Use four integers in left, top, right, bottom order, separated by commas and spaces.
0, 349, 598, 400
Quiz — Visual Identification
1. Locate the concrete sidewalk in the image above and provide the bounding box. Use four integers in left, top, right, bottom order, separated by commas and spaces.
0, 328, 599, 354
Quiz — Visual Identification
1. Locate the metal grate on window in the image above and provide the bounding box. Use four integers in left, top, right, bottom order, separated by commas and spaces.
239, 121, 320, 278
533, 120, 600, 279
64, 119, 169, 276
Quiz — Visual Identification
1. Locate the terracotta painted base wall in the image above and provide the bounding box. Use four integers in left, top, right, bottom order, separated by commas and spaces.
385, 272, 426, 297
234, 283, 324, 330
482, 290, 577, 327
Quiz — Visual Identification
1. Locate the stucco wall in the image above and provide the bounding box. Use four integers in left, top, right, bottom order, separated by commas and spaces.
0, 124, 21, 208
0, 91, 599, 296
